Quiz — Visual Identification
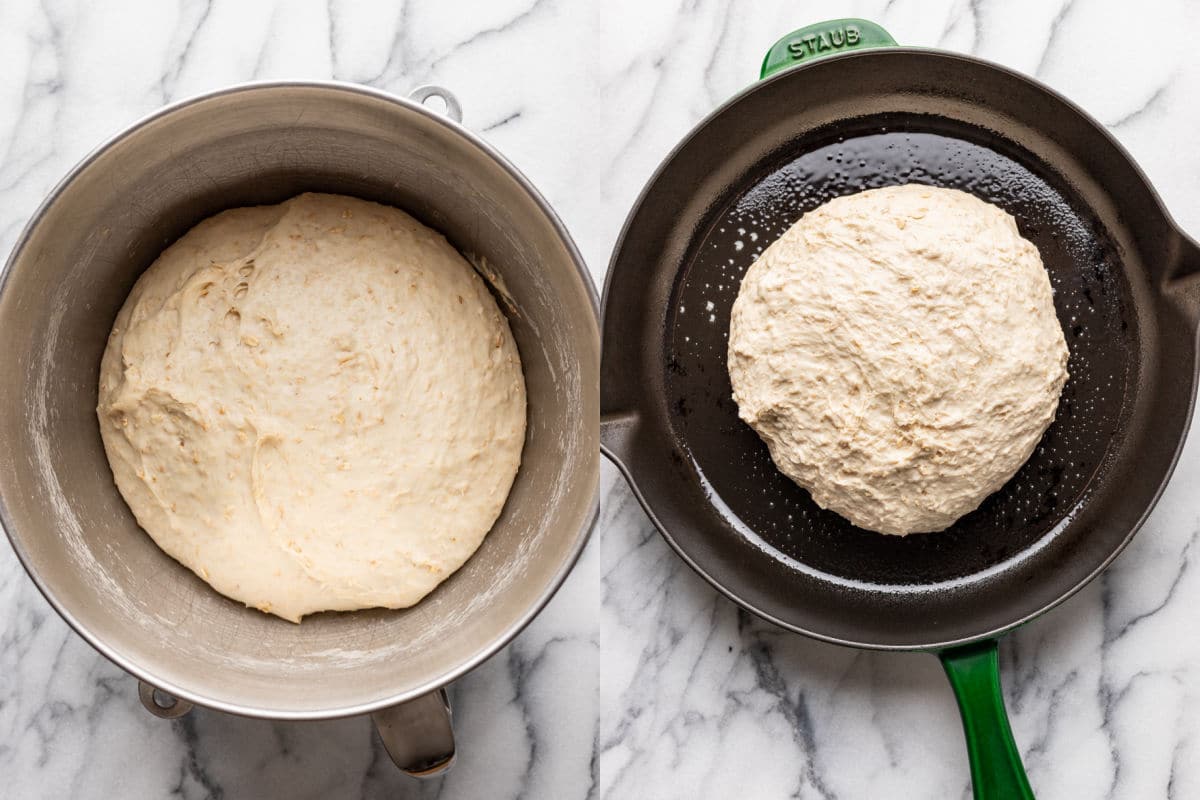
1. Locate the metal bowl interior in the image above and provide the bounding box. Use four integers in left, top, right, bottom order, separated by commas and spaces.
0, 82, 599, 718
601, 50, 1200, 649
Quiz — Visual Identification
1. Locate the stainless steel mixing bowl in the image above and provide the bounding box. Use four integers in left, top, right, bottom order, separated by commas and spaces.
0, 81, 599, 776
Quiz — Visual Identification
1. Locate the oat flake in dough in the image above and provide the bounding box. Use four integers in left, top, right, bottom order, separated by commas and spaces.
727, 185, 1069, 535
98, 193, 526, 621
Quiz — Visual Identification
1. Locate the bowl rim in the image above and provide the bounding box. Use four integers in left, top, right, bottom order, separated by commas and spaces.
0, 78, 600, 721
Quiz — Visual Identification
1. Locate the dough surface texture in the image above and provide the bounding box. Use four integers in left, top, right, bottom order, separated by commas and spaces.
98, 193, 525, 621
727, 185, 1068, 535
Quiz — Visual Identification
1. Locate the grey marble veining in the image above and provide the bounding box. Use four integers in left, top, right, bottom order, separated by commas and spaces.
2, 0, 1200, 798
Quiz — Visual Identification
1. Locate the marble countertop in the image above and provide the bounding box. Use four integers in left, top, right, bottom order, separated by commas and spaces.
3, 0, 1200, 797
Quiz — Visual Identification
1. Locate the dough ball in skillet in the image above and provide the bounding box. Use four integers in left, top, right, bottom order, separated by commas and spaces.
728, 185, 1068, 535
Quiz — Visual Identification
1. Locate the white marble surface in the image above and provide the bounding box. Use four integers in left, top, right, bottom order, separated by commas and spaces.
2, 0, 1200, 798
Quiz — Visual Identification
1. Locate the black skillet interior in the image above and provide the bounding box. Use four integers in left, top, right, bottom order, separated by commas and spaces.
670, 118, 1131, 586
601, 50, 1200, 648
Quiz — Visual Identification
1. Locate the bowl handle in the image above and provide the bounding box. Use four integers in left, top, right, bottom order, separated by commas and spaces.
408, 85, 464, 124
137, 680, 195, 719
371, 687, 456, 778
760, 19, 897, 79
939, 640, 1035, 800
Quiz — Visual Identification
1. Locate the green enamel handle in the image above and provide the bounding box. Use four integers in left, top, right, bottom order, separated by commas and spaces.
940, 640, 1035, 800
760, 18, 898, 79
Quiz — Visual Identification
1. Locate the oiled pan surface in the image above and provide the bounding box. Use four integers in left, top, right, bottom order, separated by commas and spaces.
667, 115, 1136, 588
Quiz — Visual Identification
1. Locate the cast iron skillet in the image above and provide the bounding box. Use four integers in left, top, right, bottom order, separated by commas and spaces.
600, 19, 1200, 799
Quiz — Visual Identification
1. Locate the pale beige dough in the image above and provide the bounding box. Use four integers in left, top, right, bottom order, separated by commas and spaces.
727, 185, 1069, 535
98, 193, 525, 621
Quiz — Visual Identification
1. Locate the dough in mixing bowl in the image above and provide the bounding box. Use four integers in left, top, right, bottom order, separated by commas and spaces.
727, 185, 1068, 535
98, 193, 525, 621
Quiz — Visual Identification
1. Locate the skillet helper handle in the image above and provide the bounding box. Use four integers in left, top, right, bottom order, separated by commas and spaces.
600, 411, 638, 466
940, 641, 1035, 800
371, 687, 456, 778
761, 19, 898, 79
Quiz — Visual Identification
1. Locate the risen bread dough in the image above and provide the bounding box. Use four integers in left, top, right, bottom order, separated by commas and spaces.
98, 193, 525, 621
727, 185, 1068, 535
